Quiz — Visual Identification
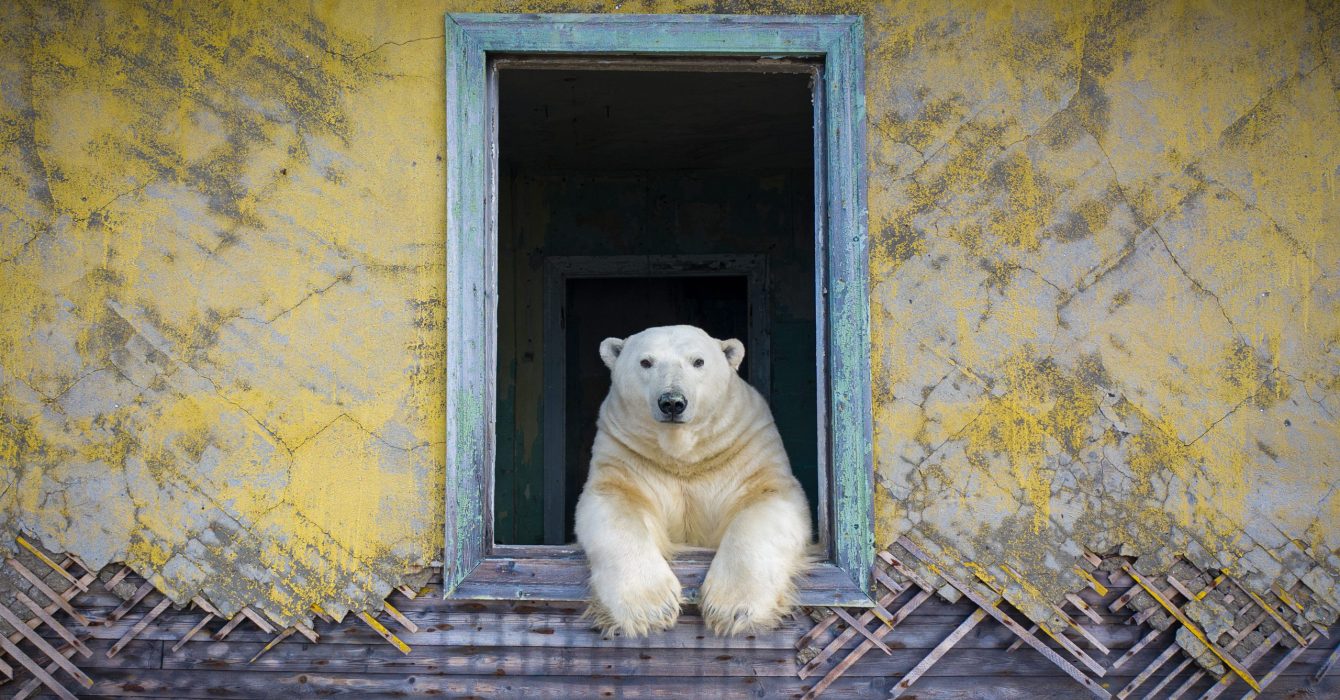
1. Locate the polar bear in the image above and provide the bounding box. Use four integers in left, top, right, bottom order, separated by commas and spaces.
574, 325, 812, 637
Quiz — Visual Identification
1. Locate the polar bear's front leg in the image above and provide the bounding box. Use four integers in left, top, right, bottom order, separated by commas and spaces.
700, 485, 810, 635
575, 478, 681, 637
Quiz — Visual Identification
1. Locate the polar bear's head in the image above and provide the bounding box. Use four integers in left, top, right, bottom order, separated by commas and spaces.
599, 325, 745, 426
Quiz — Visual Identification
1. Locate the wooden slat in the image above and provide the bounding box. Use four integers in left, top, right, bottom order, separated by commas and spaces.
889, 609, 987, 699
802, 590, 932, 699
1116, 642, 1180, 699
1315, 638, 1340, 684
172, 613, 215, 653
1076, 567, 1109, 597
383, 601, 419, 634
6, 558, 89, 626
109, 581, 155, 622
797, 607, 841, 651
16, 537, 86, 592
359, 611, 411, 654
0, 634, 77, 700
1112, 627, 1167, 671
14, 591, 91, 657
191, 596, 223, 617
1237, 632, 1318, 699
1068, 593, 1104, 624
1234, 581, 1309, 647
1110, 585, 1144, 613
1165, 575, 1201, 604
213, 614, 249, 641
798, 569, 906, 652
294, 622, 320, 643
249, 628, 296, 663
1198, 630, 1284, 700
109, 597, 172, 657
0, 595, 94, 683
878, 550, 938, 593
1168, 666, 1207, 700
1166, 610, 1268, 696
1132, 583, 1182, 626
897, 537, 1111, 698
1122, 563, 1261, 692
104, 565, 132, 588
0, 602, 93, 688
240, 606, 277, 634
1143, 657, 1195, 699
799, 588, 909, 679
831, 606, 892, 655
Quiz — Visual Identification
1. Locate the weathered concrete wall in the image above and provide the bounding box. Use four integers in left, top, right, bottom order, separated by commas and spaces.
1, 0, 1336, 642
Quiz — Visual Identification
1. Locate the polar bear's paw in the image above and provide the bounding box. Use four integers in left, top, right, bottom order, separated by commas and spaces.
585, 568, 682, 638
700, 571, 793, 636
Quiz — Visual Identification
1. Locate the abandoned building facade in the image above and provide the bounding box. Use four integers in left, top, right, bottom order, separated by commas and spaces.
0, 1, 1338, 697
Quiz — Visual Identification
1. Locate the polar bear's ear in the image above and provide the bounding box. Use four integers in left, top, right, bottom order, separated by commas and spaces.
599, 337, 624, 370
720, 338, 745, 372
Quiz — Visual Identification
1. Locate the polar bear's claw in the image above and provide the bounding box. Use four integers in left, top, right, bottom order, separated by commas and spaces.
584, 569, 683, 638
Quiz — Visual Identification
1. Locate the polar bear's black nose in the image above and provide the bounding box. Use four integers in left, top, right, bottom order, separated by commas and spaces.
658, 392, 687, 416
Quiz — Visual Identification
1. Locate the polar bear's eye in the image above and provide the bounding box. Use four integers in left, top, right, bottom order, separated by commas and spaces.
693, 358, 704, 368
640, 358, 653, 369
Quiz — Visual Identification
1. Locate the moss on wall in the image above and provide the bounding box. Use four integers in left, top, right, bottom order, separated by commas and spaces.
1, 0, 1336, 637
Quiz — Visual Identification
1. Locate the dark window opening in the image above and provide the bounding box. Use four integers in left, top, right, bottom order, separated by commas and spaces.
494, 64, 817, 545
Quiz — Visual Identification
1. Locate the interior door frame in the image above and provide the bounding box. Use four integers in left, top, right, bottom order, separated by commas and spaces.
541, 254, 771, 544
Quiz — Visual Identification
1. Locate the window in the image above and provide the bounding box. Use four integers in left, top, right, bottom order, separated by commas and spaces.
445, 13, 872, 606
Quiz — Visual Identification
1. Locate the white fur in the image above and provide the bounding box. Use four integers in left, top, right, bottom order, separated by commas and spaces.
575, 325, 812, 637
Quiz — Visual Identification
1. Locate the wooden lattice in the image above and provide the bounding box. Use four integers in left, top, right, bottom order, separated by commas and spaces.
0, 535, 421, 697
796, 537, 1340, 699
1108, 557, 1327, 699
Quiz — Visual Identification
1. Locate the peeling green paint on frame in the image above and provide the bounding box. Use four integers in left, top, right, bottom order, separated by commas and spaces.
443, 13, 874, 603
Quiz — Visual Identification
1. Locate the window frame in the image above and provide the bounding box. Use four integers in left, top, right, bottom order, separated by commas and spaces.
445, 12, 873, 606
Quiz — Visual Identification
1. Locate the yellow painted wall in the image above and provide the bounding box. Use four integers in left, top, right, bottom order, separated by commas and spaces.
1, 0, 1336, 633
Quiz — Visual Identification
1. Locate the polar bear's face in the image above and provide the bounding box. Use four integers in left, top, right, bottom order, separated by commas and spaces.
600, 325, 745, 426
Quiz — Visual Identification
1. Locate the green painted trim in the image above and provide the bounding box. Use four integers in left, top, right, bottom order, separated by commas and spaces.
444, 14, 489, 596
821, 16, 874, 596
444, 12, 873, 602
